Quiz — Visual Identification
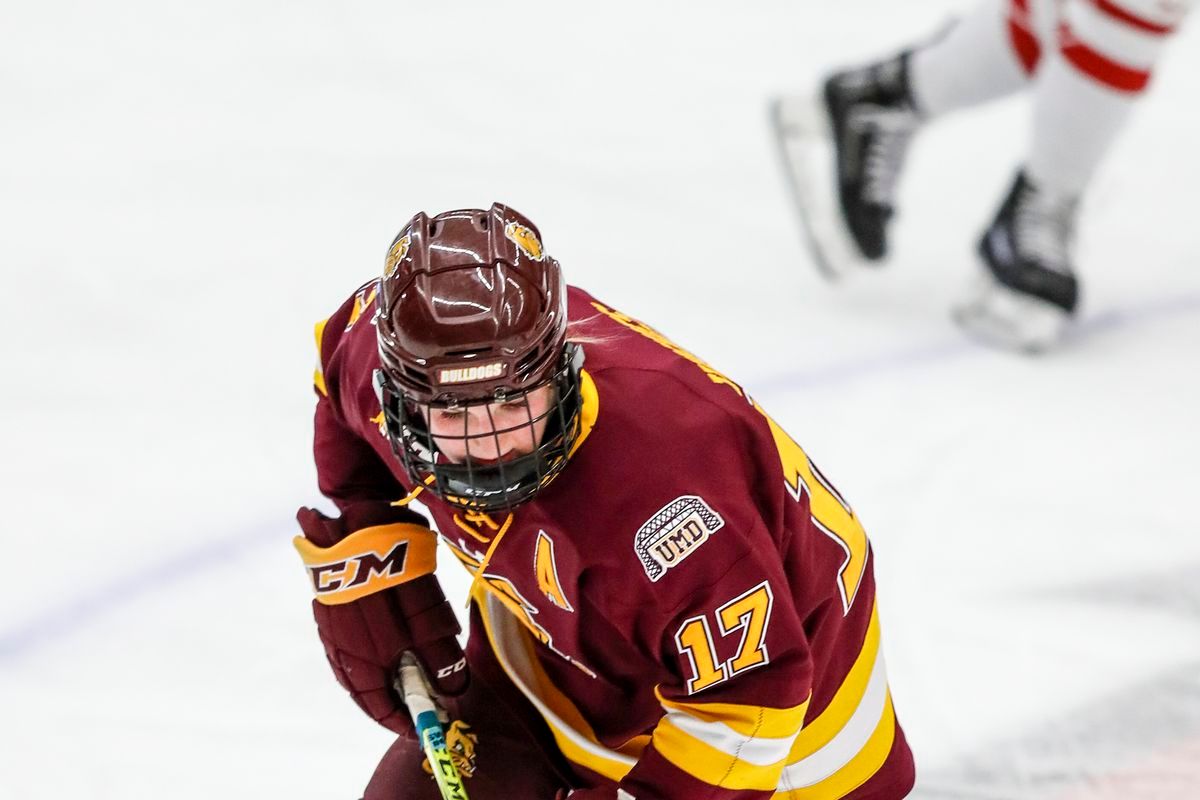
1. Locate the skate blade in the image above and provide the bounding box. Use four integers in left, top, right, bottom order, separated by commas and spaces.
769, 93, 870, 281
952, 266, 1072, 354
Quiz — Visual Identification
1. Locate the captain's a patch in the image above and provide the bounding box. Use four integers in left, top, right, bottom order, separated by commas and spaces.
634, 495, 725, 582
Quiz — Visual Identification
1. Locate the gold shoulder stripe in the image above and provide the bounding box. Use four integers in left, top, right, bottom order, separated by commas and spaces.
789, 601, 880, 760
567, 368, 598, 457
655, 690, 810, 740
475, 588, 640, 782
777, 692, 897, 798
293, 522, 437, 605
589, 301, 745, 397
653, 719, 788, 791
754, 403, 868, 613
313, 317, 330, 396
345, 285, 378, 331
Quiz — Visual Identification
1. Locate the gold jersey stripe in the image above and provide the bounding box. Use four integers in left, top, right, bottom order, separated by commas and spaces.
656, 691, 810, 740
659, 709, 798, 767
589, 301, 746, 398
789, 601, 880, 760
293, 522, 437, 605
568, 368, 599, 457
475, 588, 639, 782
654, 717, 790, 791
775, 693, 897, 799
345, 286, 377, 330
313, 317, 329, 396
753, 404, 869, 613
483, 555, 640, 751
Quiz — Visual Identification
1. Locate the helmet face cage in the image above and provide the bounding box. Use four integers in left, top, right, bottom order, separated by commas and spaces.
376, 343, 585, 512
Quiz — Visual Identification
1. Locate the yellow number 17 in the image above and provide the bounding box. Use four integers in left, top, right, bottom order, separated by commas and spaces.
674, 582, 775, 694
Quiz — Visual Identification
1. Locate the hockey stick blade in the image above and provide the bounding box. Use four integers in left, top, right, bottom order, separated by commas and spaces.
397, 654, 471, 800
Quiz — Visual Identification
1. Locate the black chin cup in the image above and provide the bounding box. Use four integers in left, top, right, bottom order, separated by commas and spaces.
375, 344, 585, 512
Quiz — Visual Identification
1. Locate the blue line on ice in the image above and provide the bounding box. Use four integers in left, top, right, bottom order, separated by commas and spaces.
750, 291, 1200, 396
0, 520, 283, 662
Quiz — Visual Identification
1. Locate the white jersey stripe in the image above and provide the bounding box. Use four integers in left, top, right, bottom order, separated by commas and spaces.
778, 642, 890, 787
662, 708, 798, 767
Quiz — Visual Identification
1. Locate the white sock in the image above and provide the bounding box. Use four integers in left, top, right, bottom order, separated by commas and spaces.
909, 0, 1043, 117
1026, 0, 1190, 195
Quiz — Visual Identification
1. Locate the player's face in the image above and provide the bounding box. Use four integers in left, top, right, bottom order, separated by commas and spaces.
423, 383, 555, 465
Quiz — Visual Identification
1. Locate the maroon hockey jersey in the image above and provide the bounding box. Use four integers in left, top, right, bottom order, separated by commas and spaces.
311, 283, 915, 799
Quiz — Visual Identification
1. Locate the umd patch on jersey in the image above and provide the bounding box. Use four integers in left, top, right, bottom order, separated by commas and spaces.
438, 362, 506, 385
504, 221, 544, 261
635, 495, 725, 582
384, 234, 411, 278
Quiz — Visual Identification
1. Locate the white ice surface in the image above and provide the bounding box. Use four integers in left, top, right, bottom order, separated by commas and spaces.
2, 1, 1198, 798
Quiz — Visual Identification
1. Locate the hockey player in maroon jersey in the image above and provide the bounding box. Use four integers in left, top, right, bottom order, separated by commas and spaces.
772, 0, 1193, 352
295, 204, 915, 798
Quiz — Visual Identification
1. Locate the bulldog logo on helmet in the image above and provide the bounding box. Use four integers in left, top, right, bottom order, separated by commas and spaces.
384, 234, 412, 278
504, 222, 544, 261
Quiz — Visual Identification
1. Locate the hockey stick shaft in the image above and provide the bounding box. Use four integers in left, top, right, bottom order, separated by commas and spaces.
397, 654, 471, 800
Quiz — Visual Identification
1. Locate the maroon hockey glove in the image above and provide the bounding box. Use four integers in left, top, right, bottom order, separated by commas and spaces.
295, 503, 468, 735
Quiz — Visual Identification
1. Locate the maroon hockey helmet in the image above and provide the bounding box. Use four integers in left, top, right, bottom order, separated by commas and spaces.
373, 204, 585, 511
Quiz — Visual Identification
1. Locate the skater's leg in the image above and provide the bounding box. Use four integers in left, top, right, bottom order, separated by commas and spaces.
957, 0, 1192, 351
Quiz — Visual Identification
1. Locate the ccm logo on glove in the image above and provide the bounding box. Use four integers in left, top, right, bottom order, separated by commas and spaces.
295, 505, 469, 734
436, 658, 467, 679
294, 521, 438, 605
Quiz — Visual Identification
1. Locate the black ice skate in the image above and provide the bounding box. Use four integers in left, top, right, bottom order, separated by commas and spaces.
771, 53, 920, 278
954, 171, 1080, 353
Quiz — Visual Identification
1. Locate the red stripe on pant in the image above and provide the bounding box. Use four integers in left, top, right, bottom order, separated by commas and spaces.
1091, 0, 1177, 35
1008, 0, 1042, 74
1058, 22, 1152, 92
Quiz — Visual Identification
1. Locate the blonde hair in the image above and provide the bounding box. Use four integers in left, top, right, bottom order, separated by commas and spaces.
565, 314, 618, 347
